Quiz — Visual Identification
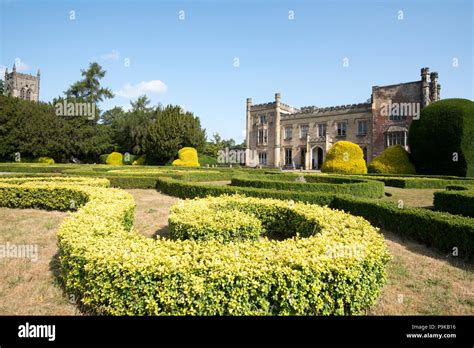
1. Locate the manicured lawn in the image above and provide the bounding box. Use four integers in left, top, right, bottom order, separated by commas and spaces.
382, 187, 441, 208
0, 189, 472, 315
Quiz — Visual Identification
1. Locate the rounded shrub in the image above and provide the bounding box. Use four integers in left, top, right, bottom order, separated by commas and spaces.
33, 157, 55, 164
321, 141, 367, 174
368, 145, 416, 174
172, 147, 200, 167
409, 98, 474, 177
106, 152, 124, 165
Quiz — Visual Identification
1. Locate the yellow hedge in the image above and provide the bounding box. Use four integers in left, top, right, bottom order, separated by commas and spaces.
106, 152, 124, 165
132, 155, 146, 165
33, 157, 55, 164
321, 141, 367, 174
368, 145, 416, 174
172, 147, 200, 167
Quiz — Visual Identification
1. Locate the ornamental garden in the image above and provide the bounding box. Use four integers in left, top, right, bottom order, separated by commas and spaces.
0, 67, 473, 315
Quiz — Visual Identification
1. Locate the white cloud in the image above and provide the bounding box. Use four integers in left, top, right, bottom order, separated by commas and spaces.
14, 58, 29, 71
100, 49, 120, 61
241, 129, 247, 138
115, 80, 168, 98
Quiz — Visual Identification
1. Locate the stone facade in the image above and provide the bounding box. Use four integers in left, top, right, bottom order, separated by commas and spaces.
245, 67, 441, 169
4, 64, 40, 102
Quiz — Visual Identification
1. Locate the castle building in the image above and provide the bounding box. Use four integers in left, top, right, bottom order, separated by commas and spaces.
4, 64, 40, 102
245, 67, 441, 169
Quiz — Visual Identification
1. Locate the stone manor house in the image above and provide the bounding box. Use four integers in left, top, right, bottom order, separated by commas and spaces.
3, 64, 41, 102
245, 67, 441, 169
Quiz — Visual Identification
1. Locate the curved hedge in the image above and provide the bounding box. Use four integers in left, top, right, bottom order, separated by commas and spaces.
231, 175, 385, 198
156, 177, 474, 259
0, 177, 390, 315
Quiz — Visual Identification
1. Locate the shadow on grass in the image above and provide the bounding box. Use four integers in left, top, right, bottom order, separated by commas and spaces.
381, 229, 474, 271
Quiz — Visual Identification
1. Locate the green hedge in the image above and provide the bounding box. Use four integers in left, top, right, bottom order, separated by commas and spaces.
156, 177, 474, 259
231, 176, 385, 198
434, 187, 474, 218
349, 174, 474, 189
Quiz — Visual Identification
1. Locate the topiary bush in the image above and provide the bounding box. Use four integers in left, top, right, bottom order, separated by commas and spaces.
172, 147, 200, 167
33, 157, 55, 164
409, 98, 474, 177
368, 145, 416, 174
106, 152, 124, 165
321, 141, 367, 174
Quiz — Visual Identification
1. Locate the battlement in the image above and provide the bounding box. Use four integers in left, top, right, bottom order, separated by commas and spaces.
283, 102, 372, 119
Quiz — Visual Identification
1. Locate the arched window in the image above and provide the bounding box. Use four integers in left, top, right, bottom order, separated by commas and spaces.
20, 88, 26, 99
26, 89, 32, 100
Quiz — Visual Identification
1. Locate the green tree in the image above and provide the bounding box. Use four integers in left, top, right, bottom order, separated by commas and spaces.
144, 105, 206, 164
409, 98, 474, 177
109, 95, 157, 155
0, 79, 4, 95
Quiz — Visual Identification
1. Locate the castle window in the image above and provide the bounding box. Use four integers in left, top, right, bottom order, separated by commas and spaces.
284, 126, 292, 140
259, 114, 267, 124
258, 152, 267, 165
300, 125, 309, 139
387, 131, 406, 147
257, 129, 268, 144
26, 89, 32, 101
285, 148, 293, 166
357, 120, 368, 136
317, 123, 326, 138
20, 88, 26, 99
337, 122, 347, 137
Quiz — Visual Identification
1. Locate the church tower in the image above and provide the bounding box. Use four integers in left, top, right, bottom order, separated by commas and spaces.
4, 64, 40, 102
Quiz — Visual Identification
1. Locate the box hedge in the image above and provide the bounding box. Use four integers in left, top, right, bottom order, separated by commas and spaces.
156, 177, 474, 259
0, 177, 390, 315
434, 187, 474, 218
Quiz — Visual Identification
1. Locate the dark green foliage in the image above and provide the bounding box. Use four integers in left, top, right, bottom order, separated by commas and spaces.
434, 187, 474, 217
231, 176, 385, 198
144, 105, 206, 165
409, 99, 474, 177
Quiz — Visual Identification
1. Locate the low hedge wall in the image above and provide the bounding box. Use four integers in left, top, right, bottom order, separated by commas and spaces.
434, 187, 474, 218
0, 177, 390, 315
231, 176, 385, 198
156, 177, 474, 259
350, 174, 474, 189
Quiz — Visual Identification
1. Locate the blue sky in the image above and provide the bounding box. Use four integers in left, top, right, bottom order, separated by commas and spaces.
1, 0, 472, 142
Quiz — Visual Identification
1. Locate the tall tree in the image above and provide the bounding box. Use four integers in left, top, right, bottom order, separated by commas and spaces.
144, 105, 206, 164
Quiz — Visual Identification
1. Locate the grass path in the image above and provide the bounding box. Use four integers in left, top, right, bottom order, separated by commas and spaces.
0, 189, 472, 315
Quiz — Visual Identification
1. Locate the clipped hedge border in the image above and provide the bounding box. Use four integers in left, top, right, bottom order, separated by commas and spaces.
434, 186, 474, 218
156, 177, 474, 259
231, 176, 385, 198
349, 174, 474, 189
0, 177, 389, 315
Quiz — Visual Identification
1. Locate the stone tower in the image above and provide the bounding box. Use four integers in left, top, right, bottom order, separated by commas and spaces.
4, 64, 40, 101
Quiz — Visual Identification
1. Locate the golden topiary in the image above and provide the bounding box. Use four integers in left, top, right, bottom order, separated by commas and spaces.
106, 152, 124, 165
172, 147, 200, 167
321, 141, 367, 174
368, 145, 416, 174
33, 157, 55, 164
